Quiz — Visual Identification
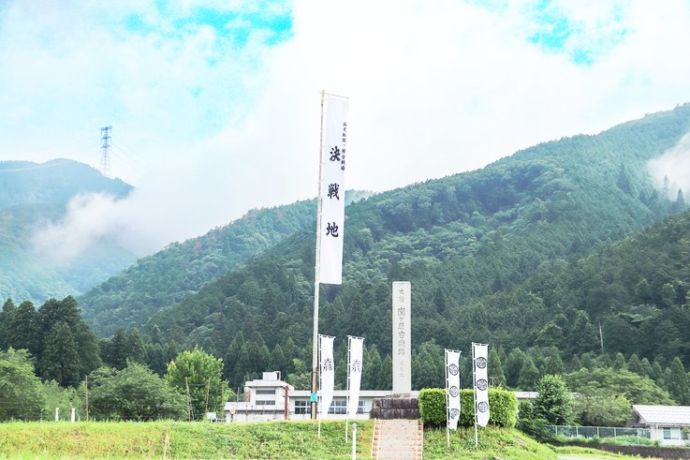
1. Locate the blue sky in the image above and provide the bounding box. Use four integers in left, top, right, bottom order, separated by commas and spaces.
1, 0, 690, 256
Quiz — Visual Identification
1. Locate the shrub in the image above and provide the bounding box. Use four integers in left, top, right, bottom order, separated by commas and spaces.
419, 388, 518, 428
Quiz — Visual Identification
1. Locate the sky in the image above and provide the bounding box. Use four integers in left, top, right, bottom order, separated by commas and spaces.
2, 0, 690, 258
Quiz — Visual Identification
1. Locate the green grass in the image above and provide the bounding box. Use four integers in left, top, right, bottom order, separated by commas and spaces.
553, 445, 646, 459
0, 420, 373, 459
423, 427, 558, 459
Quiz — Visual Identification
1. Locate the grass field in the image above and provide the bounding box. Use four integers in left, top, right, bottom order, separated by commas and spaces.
0, 420, 373, 459
423, 426, 558, 459
0, 421, 643, 459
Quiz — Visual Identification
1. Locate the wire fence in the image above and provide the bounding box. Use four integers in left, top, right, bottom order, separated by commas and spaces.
547, 425, 651, 439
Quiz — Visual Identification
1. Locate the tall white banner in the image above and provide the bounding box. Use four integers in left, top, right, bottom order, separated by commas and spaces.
317, 93, 348, 285
473, 343, 490, 427
347, 336, 364, 418
319, 335, 335, 417
445, 349, 461, 430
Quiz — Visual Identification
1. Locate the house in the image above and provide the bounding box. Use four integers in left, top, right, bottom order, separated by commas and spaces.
631, 405, 690, 446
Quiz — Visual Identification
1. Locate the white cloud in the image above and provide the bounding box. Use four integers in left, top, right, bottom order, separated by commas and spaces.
648, 132, 690, 200
6, 0, 690, 262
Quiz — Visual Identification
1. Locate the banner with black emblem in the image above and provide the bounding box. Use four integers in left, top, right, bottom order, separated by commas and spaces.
445, 349, 461, 430
473, 343, 490, 427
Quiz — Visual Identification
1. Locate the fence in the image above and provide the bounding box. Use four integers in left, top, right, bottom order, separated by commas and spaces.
546, 425, 651, 440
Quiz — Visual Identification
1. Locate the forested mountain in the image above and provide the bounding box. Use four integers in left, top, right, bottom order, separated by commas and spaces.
131, 104, 690, 389
80, 191, 371, 336
0, 160, 135, 302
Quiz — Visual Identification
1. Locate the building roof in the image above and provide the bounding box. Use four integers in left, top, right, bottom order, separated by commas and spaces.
633, 405, 690, 426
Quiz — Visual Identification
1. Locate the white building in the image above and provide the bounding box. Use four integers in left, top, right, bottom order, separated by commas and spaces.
224, 371, 417, 422
631, 405, 690, 446
224, 371, 537, 423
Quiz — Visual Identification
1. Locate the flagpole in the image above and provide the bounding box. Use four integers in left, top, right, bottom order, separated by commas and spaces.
311, 90, 326, 421
445, 349, 450, 449
473, 343, 478, 448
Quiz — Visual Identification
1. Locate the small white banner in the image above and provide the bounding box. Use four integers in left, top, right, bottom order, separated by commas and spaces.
473, 343, 490, 427
445, 349, 461, 430
347, 336, 364, 418
318, 93, 348, 285
319, 335, 335, 417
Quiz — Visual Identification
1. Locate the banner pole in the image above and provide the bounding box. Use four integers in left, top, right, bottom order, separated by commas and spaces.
346, 336, 351, 442
473, 344, 478, 448
311, 90, 326, 421
445, 349, 450, 448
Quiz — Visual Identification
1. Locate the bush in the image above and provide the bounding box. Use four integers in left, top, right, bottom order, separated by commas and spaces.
419, 388, 518, 428
533, 375, 574, 425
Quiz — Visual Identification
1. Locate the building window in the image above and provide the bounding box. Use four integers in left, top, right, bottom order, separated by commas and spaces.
358, 400, 366, 414
662, 428, 680, 440
295, 400, 311, 414
329, 400, 347, 414
255, 400, 275, 406
256, 389, 275, 396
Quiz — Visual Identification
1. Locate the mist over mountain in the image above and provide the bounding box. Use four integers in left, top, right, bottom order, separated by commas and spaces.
0, 159, 135, 302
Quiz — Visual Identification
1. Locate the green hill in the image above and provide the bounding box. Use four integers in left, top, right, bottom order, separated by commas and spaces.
123, 104, 690, 388
80, 191, 371, 337
0, 159, 135, 302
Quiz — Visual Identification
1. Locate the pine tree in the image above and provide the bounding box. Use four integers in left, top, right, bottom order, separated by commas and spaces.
380, 355, 392, 390
543, 347, 565, 375
570, 355, 583, 372
613, 352, 627, 370
102, 329, 131, 369
505, 348, 527, 388
640, 358, 654, 379
40, 321, 80, 386
627, 354, 643, 375
127, 329, 147, 364
665, 358, 690, 404
7, 301, 41, 356
488, 347, 506, 386
517, 356, 540, 390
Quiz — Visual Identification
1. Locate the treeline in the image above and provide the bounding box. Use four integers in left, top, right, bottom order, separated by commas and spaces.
0, 343, 229, 421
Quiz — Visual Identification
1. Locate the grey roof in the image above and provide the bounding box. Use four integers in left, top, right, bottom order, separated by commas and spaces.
633, 405, 690, 426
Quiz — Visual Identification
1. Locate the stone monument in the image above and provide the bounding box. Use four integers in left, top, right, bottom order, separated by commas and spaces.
392, 281, 412, 394
370, 281, 418, 419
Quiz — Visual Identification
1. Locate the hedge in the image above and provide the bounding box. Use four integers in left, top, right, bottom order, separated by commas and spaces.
419, 388, 518, 428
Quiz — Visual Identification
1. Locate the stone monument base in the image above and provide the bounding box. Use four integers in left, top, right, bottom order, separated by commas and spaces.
369, 394, 419, 419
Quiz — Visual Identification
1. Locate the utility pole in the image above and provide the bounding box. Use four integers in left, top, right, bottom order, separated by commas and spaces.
185, 377, 192, 421
100, 126, 112, 177
85, 375, 89, 422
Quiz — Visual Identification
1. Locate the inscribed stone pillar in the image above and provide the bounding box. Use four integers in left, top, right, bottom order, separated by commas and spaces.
392, 281, 411, 394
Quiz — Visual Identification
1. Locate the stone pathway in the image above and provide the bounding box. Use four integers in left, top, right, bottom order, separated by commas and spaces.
371, 419, 423, 460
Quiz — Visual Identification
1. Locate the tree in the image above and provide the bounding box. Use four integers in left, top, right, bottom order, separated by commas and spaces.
412, 341, 444, 389
127, 329, 147, 364
612, 352, 627, 371
286, 358, 311, 390
665, 358, 690, 405
566, 368, 674, 405
627, 354, 643, 375
573, 389, 631, 426
88, 363, 186, 420
517, 356, 540, 390
488, 347, 506, 386
532, 375, 574, 425
505, 348, 527, 388
542, 348, 565, 375
0, 348, 45, 420
101, 329, 131, 369
166, 347, 229, 420
40, 322, 80, 386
